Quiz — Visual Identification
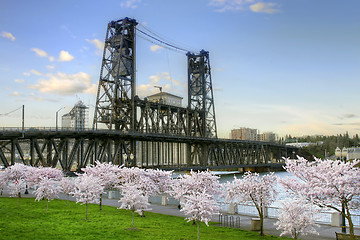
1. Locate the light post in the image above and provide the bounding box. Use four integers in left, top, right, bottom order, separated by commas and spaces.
56, 107, 65, 131
122, 152, 135, 167
335, 146, 348, 233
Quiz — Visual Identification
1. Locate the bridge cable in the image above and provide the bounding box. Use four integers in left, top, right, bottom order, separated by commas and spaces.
136, 27, 192, 53
137, 23, 197, 53
0, 106, 22, 116
136, 32, 185, 54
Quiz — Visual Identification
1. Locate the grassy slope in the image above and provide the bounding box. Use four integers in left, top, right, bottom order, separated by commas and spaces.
0, 197, 290, 240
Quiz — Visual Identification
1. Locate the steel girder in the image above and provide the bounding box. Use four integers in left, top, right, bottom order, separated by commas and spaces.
94, 18, 137, 131
187, 50, 217, 138
0, 130, 297, 171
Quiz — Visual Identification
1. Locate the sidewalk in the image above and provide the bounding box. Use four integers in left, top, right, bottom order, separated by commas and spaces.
2, 192, 360, 240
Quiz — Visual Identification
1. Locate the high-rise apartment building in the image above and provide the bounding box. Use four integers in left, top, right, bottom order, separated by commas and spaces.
230, 128, 259, 141
260, 132, 276, 142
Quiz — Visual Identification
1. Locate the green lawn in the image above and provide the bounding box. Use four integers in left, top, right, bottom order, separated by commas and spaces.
0, 197, 291, 240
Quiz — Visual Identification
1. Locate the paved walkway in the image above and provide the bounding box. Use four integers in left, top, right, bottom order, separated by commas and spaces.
2, 191, 360, 240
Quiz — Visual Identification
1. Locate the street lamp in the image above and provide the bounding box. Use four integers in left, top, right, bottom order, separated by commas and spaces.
122, 152, 135, 166
56, 107, 65, 131
335, 146, 348, 234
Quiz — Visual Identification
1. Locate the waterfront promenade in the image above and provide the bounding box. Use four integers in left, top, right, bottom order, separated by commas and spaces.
2, 191, 359, 240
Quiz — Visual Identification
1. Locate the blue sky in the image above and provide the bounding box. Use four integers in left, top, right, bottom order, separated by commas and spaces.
0, 0, 359, 138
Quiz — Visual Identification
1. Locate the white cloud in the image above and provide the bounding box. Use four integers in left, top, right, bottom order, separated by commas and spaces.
150, 45, 164, 52
14, 79, 25, 83
58, 50, 74, 62
31, 69, 43, 76
28, 72, 96, 95
11, 91, 21, 96
249, 2, 280, 14
120, 0, 141, 8
31, 48, 48, 57
31, 48, 74, 62
31, 48, 55, 62
1, 32, 16, 41
138, 72, 184, 98
209, 0, 280, 13
86, 38, 104, 55
23, 69, 43, 76
46, 65, 55, 70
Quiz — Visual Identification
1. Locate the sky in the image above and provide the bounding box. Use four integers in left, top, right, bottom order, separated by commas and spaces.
0, 0, 359, 138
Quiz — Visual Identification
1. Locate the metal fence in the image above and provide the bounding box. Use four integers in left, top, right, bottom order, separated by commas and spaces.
219, 202, 360, 228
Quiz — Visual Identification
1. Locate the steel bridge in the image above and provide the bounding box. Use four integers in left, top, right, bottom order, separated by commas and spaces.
0, 18, 298, 171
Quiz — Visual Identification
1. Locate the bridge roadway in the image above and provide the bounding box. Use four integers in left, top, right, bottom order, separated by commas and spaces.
0, 128, 298, 172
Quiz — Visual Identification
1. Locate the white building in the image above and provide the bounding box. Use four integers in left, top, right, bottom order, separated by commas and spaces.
61, 101, 88, 130
146, 92, 183, 107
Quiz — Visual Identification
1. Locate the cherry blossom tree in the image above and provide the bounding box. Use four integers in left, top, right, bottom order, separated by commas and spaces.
59, 177, 75, 205
27, 166, 63, 188
170, 170, 222, 234
170, 170, 222, 201
118, 184, 151, 229
225, 172, 278, 236
275, 198, 319, 239
8, 179, 26, 205
0, 171, 6, 195
280, 157, 360, 239
144, 168, 173, 195
116, 167, 171, 218
3, 163, 33, 200
71, 173, 104, 220
180, 189, 220, 240
82, 161, 122, 210
34, 177, 62, 211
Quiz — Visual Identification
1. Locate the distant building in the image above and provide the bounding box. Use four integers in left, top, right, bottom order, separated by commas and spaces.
61, 101, 88, 130
146, 92, 183, 107
344, 147, 360, 160
260, 132, 276, 142
230, 128, 259, 141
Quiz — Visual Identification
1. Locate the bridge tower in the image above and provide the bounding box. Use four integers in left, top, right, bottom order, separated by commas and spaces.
93, 18, 137, 131
93, 18, 137, 166
187, 50, 217, 166
187, 50, 217, 138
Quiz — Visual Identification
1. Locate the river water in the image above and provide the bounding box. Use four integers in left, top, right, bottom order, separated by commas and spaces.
147, 170, 360, 227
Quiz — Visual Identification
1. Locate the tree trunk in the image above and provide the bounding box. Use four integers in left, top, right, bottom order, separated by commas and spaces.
197, 221, 200, 240
255, 204, 264, 236
67, 194, 69, 205
100, 193, 102, 210
132, 210, 134, 228
293, 230, 297, 239
260, 215, 264, 236
47, 199, 49, 212
85, 203, 88, 220
347, 216, 355, 240
345, 203, 355, 240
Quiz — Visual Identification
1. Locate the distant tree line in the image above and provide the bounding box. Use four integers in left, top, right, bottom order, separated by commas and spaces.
280, 132, 360, 159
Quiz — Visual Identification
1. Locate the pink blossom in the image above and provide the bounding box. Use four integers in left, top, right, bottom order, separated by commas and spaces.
118, 184, 151, 228
34, 177, 62, 211
275, 198, 319, 239
71, 173, 104, 220
280, 157, 360, 238
225, 172, 278, 236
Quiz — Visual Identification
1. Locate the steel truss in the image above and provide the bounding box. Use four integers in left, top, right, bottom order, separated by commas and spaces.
0, 130, 297, 171
187, 50, 217, 138
94, 17, 137, 131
